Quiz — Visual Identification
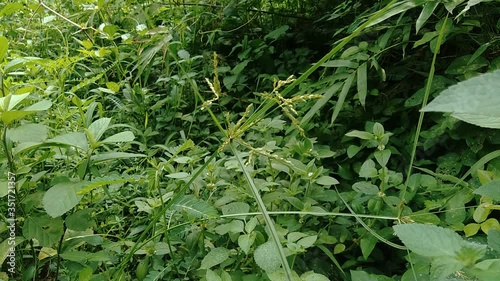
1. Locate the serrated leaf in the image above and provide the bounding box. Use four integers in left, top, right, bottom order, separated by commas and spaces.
350, 270, 378, 281
422, 69, 500, 129
393, 224, 464, 257
171, 195, 218, 218
43, 181, 84, 217
66, 209, 96, 231
301, 271, 330, 281
374, 150, 391, 167
23, 214, 64, 247
200, 248, 230, 269
488, 230, 500, 253
254, 241, 281, 273
238, 234, 255, 255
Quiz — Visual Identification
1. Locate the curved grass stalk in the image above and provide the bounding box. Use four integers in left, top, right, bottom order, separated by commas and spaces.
230, 143, 294, 280
398, 15, 450, 218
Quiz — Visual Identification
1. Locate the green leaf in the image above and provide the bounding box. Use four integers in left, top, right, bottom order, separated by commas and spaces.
416, 2, 439, 33
238, 234, 256, 255
488, 230, 500, 253
0, 3, 24, 17
254, 241, 282, 273
296, 235, 317, 248
48, 132, 89, 151
359, 160, 378, 178
360, 235, 378, 260
315, 176, 339, 186
88, 118, 111, 142
422, 69, 500, 128
171, 195, 218, 218
345, 130, 373, 140
200, 248, 230, 269
413, 31, 438, 48
265, 25, 289, 41
0, 93, 30, 112
352, 181, 379, 195
357, 62, 367, 106
215, 220, 244, 235
66, 209, 96, 231
445, 55, 489, 75
0, 36, 8, 62
331, 73, 355, 125
206, 269, 222, 281
430, 256, 463, 280
474, 179, 500, 200
100, 131, 135, 144
374, 149, 391, 167
393, 224, 468, 257
23, 214, 64, 247
23, 100, 52, 111
350, 270, 378, 281
222, 202, 250, 219
43, 180, 84, 218
469, 259, 500, 281
321, 60, 358, 68
0, 237, 24, 266
300, 271, 330, 281
8, 123, 48, 142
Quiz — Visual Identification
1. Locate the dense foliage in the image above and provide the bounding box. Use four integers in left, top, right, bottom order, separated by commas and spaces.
1, 0, 500, 280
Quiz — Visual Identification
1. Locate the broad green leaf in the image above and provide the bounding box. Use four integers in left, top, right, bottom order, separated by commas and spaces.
0, 3, 24, 17
357, 62, 367, 106
481, 218, 500, 234
0, 36, 8, 62
345, 130, 373, 140
90, 152, 146, 163
359, 159, 378, 178
65, 209, 96, 231
488, 230, 500, 253
48, 132, 89, 151
422, 69, 500, 128
7, 123, 48, 142
222, 202, 250, 218
464, 223, 480, 237
238, 234, 255, 255
416, 2, 439, 33
215, 220, 244, 235
254, 241, 281, 273
43, 181, 84, 217
200, 247, 230, 269
352, 181, 379, 195
1, 110, 38, 125
469, 259, 500, 281
296, 235, 317, 248
331, 73, 355, 126
445, 55, 489, 75
393, 224, 465, 257
0, 237, 24, 266
23, 214, 64, 247
315, 176, 339, 186
347, 145, 361, 158
360, 235, 378, 260
413, 31, 438, 48
100, 131, 135, 143
474, 179, 500, 201
430, 256, 463, 280
88, 118, 111, 142
23, 100, 52, 111
206, 269, 222, 281
0, 93, 29, 112
165, 172, 189, 179
171, 195, 218, 218
374, 149, 391, 167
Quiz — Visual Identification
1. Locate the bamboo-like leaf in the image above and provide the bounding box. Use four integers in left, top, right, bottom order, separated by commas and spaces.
357, 63, 367, 107
416, 1, 439, 33
90, 152, 146, 163
331, 73, 355, 126
300, 83, 342, 127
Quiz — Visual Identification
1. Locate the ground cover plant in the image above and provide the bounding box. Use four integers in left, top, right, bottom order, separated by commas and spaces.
1, 0, 500, 280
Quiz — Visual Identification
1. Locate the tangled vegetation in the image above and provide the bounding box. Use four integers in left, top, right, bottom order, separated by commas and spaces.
1, 0, 500, 280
